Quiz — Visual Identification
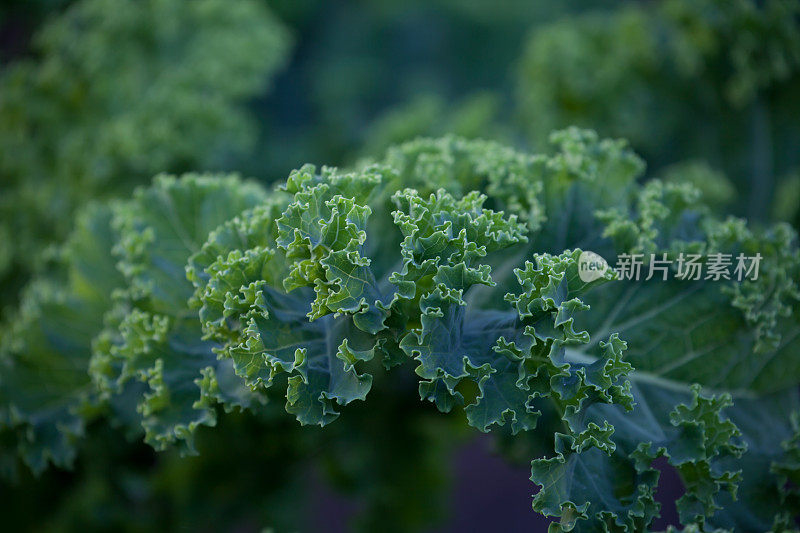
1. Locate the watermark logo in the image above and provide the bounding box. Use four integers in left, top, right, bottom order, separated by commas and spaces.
577, 250, 762, 282
578, 250, 611, 283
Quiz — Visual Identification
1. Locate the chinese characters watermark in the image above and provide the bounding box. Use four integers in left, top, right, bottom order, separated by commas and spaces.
578, 251, 762, 283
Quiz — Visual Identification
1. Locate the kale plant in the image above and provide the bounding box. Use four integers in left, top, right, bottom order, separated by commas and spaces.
517, 0, 800, 222
0, 0, 289, 313
2, 129, 798, 531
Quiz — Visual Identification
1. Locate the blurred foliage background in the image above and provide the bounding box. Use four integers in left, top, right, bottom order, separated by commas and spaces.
0, 0, 798, 531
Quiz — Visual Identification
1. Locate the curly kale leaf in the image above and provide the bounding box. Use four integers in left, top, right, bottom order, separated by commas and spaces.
89, 174, 267, 451
0, 0, 290, 314
2, 130, 799, 532
0, 205, 123, 474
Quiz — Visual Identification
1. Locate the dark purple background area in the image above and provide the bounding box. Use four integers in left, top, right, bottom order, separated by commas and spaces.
312, 434, 684, 532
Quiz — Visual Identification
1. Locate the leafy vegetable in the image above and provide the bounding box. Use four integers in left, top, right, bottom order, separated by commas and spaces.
2, 129, 798, 531
0, 0, 289, 315
516, 0, 800, 220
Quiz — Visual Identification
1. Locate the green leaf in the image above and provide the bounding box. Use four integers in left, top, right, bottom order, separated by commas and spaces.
0, 204, 123, 473
92, 174, 267, 451
193, 167, 392, 425
276, 165, 388, 332
0, 0, 290, 315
